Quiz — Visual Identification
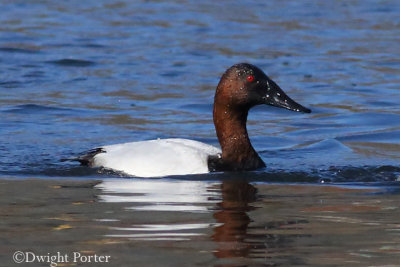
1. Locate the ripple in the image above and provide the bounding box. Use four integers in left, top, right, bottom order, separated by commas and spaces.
45, 59, 96, 67
3, 104, 75, 114
0, 47, 40, 54
0, 80, 23, 88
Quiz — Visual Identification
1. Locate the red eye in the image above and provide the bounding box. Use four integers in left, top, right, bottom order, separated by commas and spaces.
246, 75, 254, 82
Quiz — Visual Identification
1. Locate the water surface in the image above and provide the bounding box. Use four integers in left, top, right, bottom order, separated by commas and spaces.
1, 178, 400, 267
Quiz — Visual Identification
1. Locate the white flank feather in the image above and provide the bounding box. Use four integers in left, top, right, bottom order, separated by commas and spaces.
92, 138, 221, 177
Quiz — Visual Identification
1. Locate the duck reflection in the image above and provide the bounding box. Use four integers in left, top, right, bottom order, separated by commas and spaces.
212, 179, 257, 259
96, 178, 308, 265
211, 178, 308, 266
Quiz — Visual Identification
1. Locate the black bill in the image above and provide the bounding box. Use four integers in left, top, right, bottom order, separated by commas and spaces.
264, 79, 311, 113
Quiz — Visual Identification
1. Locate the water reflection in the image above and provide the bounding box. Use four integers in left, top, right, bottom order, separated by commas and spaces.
98, 179, 219, 212
97, 178, 309, 265
2, 178, 398, 266
212, 180, 257, 260
97, 179, 219, 241
212, 179, 310, 266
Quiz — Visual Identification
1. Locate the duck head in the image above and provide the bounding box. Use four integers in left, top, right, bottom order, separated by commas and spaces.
211, 63, 311, 171
214, 63, 311, 113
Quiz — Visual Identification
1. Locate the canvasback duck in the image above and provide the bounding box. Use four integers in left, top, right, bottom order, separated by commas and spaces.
78, 63, 311, 177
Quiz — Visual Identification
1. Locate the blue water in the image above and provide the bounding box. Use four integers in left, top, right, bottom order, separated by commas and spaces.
1, 0, 400, 182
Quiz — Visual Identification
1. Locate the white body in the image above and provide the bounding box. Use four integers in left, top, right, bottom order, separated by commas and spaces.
92, 138, 221, 177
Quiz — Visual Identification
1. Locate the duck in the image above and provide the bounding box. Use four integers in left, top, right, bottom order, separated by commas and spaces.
77, 63, 311, 177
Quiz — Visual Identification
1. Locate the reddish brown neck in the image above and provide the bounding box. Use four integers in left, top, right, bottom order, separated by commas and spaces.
213, 101, 262, 169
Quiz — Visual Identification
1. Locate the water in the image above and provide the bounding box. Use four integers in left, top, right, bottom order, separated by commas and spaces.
1, 178, 400, 267
1, 0, 400, 266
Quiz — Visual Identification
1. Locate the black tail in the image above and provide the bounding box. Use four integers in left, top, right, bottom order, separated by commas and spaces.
61, 148, 105, 166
